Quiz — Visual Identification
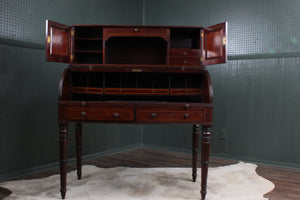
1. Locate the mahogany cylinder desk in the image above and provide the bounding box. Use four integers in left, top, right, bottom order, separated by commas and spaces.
45, 20, 227, 199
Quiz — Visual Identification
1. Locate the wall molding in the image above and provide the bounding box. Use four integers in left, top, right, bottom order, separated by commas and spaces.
228, 52, 300, 60
142, 144, 300, 170
1, 143, 299, 183
0, 143, 143, 183
0, 38, 44, 50
2, 36, 300, 60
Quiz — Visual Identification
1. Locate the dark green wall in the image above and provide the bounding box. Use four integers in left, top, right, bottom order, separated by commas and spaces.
0, 0, 143, 181
143, 0, 300, 168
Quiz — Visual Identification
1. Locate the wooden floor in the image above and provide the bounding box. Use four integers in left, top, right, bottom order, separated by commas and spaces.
1, 148, 300, 200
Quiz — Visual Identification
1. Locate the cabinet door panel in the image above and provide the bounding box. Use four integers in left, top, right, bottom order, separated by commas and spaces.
202, 22, 227, 65
45, 20, 71, 63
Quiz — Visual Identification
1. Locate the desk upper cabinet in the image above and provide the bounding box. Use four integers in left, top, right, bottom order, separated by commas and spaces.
45, 20, 227, 67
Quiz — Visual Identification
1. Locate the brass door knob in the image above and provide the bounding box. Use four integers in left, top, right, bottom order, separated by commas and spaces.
113, 113, 119, 118
151, 113, 157, 119
184, 104, 190, 109
184, 113, 190, 119
80, 111, 86, 116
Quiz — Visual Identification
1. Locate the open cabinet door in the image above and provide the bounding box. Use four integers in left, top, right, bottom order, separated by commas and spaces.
202, 22, 227, 66
45, 20, 72, 63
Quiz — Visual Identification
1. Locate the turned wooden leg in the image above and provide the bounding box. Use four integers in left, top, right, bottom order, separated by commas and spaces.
201, 126, 211, 200
59, 123, 68, 199
192, 124, 200, 182
75, 122, 82, 180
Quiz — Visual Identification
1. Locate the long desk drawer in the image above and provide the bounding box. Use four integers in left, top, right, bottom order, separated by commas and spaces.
64, 104, 134, 122
136, 109, 204, 123
86, 107, 134, 122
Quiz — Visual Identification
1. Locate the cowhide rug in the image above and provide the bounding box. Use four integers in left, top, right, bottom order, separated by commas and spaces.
0, 162, 274, 200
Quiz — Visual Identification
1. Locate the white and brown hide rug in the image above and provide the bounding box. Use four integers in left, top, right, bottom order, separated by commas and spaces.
0, 162, 274, 200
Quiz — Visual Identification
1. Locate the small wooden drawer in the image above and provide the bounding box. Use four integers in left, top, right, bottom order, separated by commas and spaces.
170, 89, 201, 95
103, 27, 169, 41
136, 110, 204, 123
169, 49, 201, 57
169, 57, 201, 66
105, 88, 169, 95
72, 87, 103, 94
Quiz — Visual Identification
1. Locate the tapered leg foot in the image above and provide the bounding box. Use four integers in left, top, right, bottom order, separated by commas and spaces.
59, 123, 68, 199
192, 124, 200, 182
201, 126, 211, 200
60, 188, 66, 199
75, 122, 82, 180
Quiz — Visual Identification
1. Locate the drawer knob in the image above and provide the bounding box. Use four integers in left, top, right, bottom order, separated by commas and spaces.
134, 28, 139, 32
184, 104, 190, 109
113, 113, 119, 118
183, 52, 187, 55
151, 113, 157, 119
184, 60, 187, 64
80, 111, 86, 116
184, 113, 190, 119
81, 102, 86, 106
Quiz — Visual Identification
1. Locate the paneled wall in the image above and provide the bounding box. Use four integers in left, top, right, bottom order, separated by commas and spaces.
1, 0, 300, 181
143, 0, 300, 168
144, 0, 300, 56
0, 0, 143, 180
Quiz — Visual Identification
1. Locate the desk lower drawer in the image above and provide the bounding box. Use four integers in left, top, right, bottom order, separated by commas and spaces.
136, 109, 204, 123
65, 105, 134, 122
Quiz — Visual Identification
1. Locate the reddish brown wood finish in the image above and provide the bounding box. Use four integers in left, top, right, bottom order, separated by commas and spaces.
169, 48, 201, 66
58, 102, 213, 124
45, 20, 71, 63
170, 88, 201, 95
201, 126, 211, 200
202, 70, 213, 104
192, 124, 200, 182
103, 27, 170, 42
72, 87, 103, 94
169, 48, 201, 57
58, 69, 71, 101
46, 20, 227, 200
136, 109, 204, 123
169, 56, 201, 66
60, 103, 135, 123
104, 88, 169, 95
75, 123, 82, 180
70, 64, 206, 73
59, 123, 68, 199
202, 22, 227, 65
